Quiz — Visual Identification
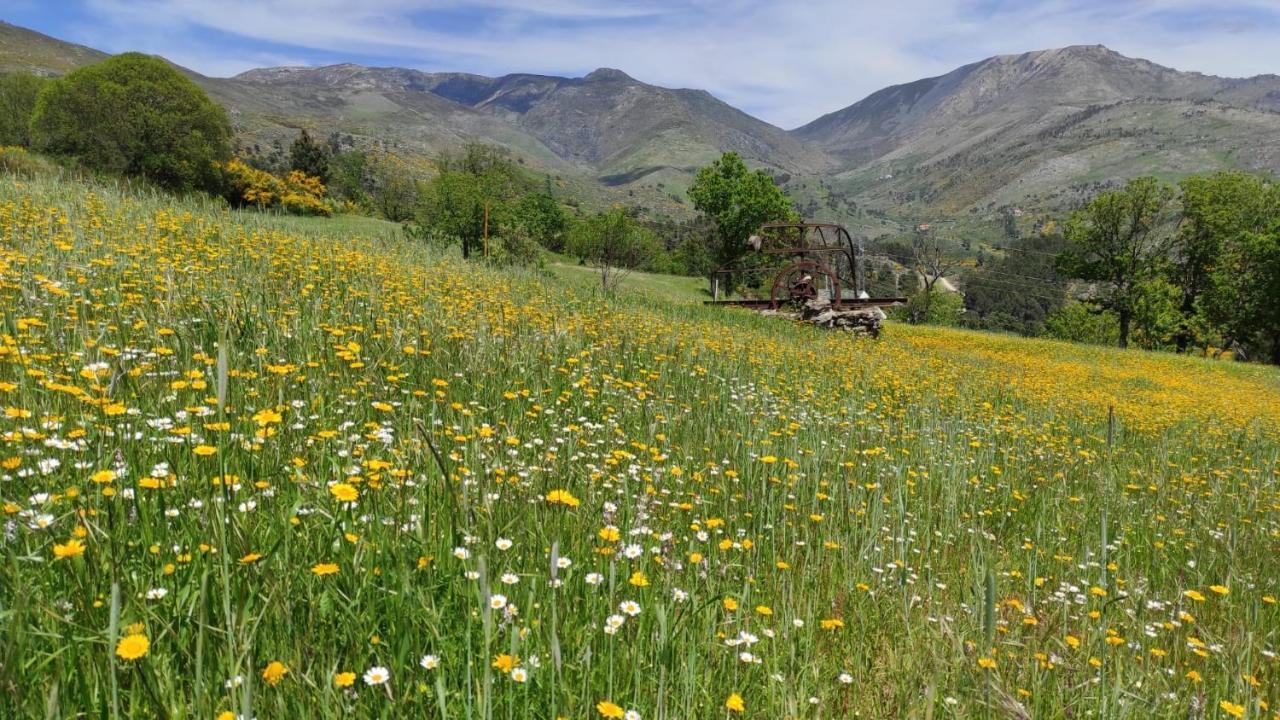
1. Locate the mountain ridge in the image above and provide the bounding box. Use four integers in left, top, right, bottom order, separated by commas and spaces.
4, 20, 1280, 224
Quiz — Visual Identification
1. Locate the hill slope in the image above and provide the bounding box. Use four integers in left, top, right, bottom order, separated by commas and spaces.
5, 22, 1280, 219
793, 45, 1280, 212
2, 171, 1279, 717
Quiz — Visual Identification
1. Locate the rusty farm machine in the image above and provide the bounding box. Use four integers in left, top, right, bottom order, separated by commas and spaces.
705, 222, 905, 334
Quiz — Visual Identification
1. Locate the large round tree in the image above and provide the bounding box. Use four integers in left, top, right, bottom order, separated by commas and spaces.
31, 52, 231, 192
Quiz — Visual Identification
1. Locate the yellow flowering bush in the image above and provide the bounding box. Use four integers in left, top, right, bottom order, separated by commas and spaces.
220, 158, 331, 216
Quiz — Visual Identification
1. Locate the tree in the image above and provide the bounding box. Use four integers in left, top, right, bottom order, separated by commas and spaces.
417, 144, 519, 258
1172, 172, 1276, 351
366, 151, 418, 222
1204, 226, 1280, 363
1058, 176, 1175, 348
908, 225, 963, 323
567, 208, 660, 292
0, 72, 48, 147
289, 128, 330, 182
1043, 301, 1120, 346
688, 152, 797, 272
30, 53, 231, 192
510, 192, 568, 251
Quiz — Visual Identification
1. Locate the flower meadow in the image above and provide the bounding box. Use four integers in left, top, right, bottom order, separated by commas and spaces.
1, 175, 1279, 719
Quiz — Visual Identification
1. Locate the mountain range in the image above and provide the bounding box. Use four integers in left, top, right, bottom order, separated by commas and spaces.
4, 20, 1280, 233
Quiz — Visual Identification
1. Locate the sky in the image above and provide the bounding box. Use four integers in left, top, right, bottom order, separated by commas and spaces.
6, 0, 1280, 128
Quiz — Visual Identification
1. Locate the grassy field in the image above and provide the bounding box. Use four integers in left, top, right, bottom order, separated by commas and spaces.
1, 174, 1279, 719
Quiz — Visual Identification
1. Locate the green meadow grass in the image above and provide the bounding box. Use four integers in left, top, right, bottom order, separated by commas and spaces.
0, 174, 1278, 720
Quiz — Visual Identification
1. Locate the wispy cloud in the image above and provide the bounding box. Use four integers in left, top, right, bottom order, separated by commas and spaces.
21, 0, 1280, 127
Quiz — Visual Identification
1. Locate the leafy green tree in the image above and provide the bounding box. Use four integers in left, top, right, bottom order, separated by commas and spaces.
891, 289, 962, 326
1173, 171, 1277, 351
1058, 176, 1175, 348
366, 151, 418, 222
30, 53, 231, 192
1204, 227, 1280, 363
417, 144, 519, 258
510, 192, 568, 251
327, 149, 370, 206
0, 72, 48, 147
688, 152, 797, 271
567, 208, 660, 292
289, 129, 330, 182
1043, 301, 1120, 346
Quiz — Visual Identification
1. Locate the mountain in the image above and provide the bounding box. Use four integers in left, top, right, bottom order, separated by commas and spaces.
4, 21, 1280, 223
233, 63, 828, 186
0, 21, 106, 74
792, 45, 1280, 213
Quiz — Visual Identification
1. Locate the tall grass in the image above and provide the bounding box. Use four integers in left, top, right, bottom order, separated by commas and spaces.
0, 173, 1277, 718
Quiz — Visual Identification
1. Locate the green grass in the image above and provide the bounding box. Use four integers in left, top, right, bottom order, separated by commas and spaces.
544, 252, 709, 304
1, 173, 1278, 720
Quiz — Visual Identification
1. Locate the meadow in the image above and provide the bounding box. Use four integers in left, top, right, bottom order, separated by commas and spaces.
1, 174, 1278, 719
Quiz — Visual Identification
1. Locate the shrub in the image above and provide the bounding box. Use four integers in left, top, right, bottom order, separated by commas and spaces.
220, 158, 331, 216
0, 72, 48, 147
30, 53, 231, 192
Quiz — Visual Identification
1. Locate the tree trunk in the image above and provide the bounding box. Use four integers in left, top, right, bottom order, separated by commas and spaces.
1118, 309, 1131, 349
1271, 332, 1280, 366
1174, 292, 1195, 353
461, 236, 471, 260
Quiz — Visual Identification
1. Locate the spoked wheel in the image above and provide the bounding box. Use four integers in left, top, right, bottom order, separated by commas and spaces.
769, 261, 841, 310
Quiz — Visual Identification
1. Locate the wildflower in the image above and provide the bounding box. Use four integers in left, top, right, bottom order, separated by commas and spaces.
420, 654, 440, 670
820, 618, 844, 631
311, 562, 339, 576
193, 445, 217, 456
53, 538, 86, 560
511, 668, 528, 683
363, 666, 389, 686
977, 657, 997, 670
1219, 700, 1245, 718
489, 594, 508, 610
1209, 585, 1229, 596
334, 672, 356, 688
596, 701, 625, 718
619, 600, 642, 616
239, 552, 263, 565
546, 489, 581, 507
725, 692, 745, 712
628, 570, 649, 587
1183, 590, 1206, 602
90, 469, 116, 484
262, 661, 289, 686
755, 605, 773, 616
115, 634, 149, 661
330, 483, 358, 502
722, 597, 739, 612
492, 654, 517, 674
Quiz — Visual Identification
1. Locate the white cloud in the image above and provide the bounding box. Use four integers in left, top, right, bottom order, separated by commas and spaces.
73, 0, 1280, 127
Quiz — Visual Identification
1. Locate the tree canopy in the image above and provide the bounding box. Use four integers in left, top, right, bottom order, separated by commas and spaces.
688, 152, 797, 270
1058, 176, 1175, 348
0, 72, 48, 147
31, 53, 231, 192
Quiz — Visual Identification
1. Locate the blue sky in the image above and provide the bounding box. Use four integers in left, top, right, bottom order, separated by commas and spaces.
6, 0, 1280, 127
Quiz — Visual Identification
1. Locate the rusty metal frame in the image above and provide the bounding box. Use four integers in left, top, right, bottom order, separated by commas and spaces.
709, 221, 898, 311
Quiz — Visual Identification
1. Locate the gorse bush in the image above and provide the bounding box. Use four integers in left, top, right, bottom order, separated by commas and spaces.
220, 158, 331, 216
0, 174, 1278, 718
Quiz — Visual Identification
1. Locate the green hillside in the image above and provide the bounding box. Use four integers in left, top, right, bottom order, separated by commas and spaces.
2, 172, 1278, 718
